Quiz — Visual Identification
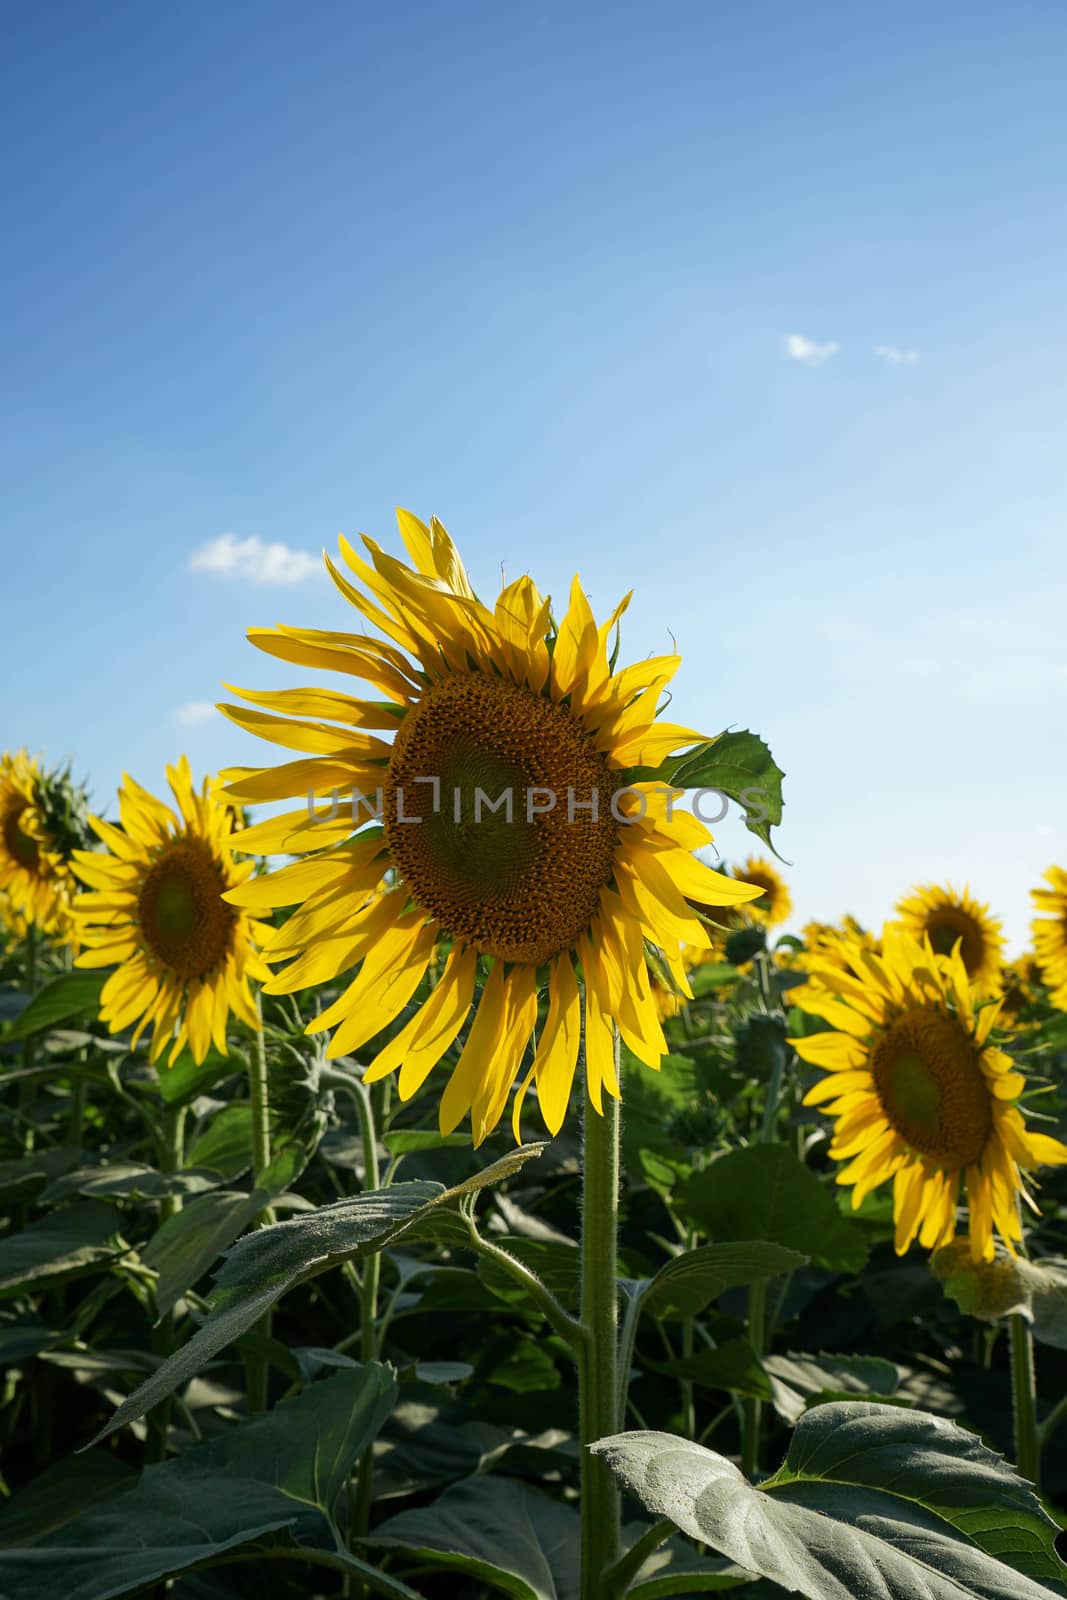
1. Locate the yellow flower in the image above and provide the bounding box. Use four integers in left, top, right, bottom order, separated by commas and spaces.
1031, 866, 1067, 1009
735, 854, 792, 927
0, 751, 83, 940
891, 882, 1004, 997
72, 759, 271, 1064
219, 509, 761, 1142
790, 928, 1067, 1262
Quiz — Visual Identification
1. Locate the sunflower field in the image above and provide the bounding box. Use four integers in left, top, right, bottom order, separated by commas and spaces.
2, 512, 1067, 1600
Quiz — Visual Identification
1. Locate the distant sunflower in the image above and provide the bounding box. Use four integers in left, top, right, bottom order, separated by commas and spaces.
736, 854, 792, 927
791, 929, 1067, 1261
892, 883, 1004, 997
219, 509, 762, 1142
1031, 867, 1067, 1009
72, 759, 271, 1064
0, 750, 79, 939
793, 915, 879, 975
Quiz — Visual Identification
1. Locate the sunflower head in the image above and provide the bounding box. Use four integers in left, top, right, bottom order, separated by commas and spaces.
72, 758, 271, 1065
1031, 866, 1067, 1010
891, 882, 1005, 997
0, 750, 89, 941
790, 927, 1067, 1261
218, 509, 765, 1142
735, 854, 792, 927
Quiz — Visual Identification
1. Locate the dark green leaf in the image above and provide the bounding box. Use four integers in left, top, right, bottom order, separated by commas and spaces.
369, 1474, 581, 1600
0, 1452, 137, 1549
762, 1351, 903, 1423
154, 1047, 240, 1107
647, 1338, 771, 1401
641, 1242, 808, 1321
0, 1203, 124, 1298
681, 1146, 868, 1274
143, 1189, 266, 1320
0, 1366, 409, 1600
3, 973, 106, 1040
184, 1104, 255, 1180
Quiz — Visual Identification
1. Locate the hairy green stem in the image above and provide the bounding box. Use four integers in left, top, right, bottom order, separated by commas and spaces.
1038, 1387, 1067, 1450
579, 1057, 622, 1600
351, 1076, 382, 1567
1010, 1313, 1040, 1486
245, 1015, 273, 1415
743, 954, 785, 1479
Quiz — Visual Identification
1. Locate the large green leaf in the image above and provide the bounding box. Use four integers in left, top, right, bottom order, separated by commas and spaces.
142, 1188, 266, 1320
0, 1204, 125, 1298
41, 1162, 220, 1204
680, 1146, 868, 1274
593, 1402, 1067, 1600
0, 1366, 412, 1600
0, 1453, 136, 1548
763, 1351, 904, 1423
647, 1338, 771, 1401
369, 1474, 580, 1600
3, 973, 106, 1040
89, 1144, 546, 1445
640, 1242, 808, 1321
184, 1104, 255, 1180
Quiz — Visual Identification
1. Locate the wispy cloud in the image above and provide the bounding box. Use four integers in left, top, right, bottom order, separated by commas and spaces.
874, 344, 920, 366
189, 533, 321, 584
176, 701, 217, 726
783, 333, 839, 367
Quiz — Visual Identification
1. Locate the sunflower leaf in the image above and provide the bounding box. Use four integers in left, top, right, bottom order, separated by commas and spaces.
640, 1241, 808, 1321
641, 730, 787, 860
592, 1402, 1067, 1599
2, 973, 106, 1041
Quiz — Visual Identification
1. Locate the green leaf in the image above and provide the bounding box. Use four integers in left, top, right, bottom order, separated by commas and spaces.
154, 1046, 239, 1106
88, 1146, 540, 1446
0, 1204, 124, 1298
593, 1402, 1067, 1600
0, 1451, 137, 1549
762, 1351, 903, 1423
3, 973, 106, 1040
369, 1473, 581, 1600
641, 1242, 808, 1321
184, 1103, 255, 1180
623, 1522, 753, 1596
142, 1189, 263, 1319
41, 1162, 220, 1204
680, 1146, 868, 1274
0, 1366, 412, 1600
647, 1338, 771, 1401
671, 730, 786, 858
384, 1130, 472, 1155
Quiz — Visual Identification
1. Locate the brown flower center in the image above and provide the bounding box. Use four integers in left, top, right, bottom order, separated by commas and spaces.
138, 839, 236, 980
923, 906, 987, 975
872, 1006, 992, 1168
383, 674, 619, 964
2, 801, 40, 873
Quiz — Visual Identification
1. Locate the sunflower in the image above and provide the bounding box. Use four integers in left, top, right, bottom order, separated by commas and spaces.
218, 509, 762, 1142
790, 928, 1067, 1261
790, 915, 879, 975
892, 882, 1004, 997
736, 854, 792, 927
1031, 866, 1067, 1009
71, 759, 271, 1064
0, 750, 80, 940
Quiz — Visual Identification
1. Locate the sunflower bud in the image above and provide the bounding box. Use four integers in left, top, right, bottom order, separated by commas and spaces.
930, 1240, 1031, 1322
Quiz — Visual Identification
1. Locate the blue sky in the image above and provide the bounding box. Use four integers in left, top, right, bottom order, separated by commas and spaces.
3, 0, 1065, 951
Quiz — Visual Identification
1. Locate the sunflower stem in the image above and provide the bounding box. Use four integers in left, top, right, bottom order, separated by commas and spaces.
578, 1047, 622, 1600
1010, 1313, 1040, 1487
245, 1008, 273, 1415
351, 1074, 382, 1569
19, 926, 38, 1155
743, 964, 785, 1480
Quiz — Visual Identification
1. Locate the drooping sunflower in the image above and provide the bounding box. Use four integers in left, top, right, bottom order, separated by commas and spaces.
790, 928, 1067, 1261
1031, 866, 1067, 1009
71, 758, 271, 1064
0, 750, 81, 940
219, 509, 763, 1142
735, 853, 792, 927
891, 882, 1004, 997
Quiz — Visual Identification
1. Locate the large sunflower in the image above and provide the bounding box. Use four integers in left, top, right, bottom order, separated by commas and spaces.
0, 750, 79, 939
791, 928, 1067, 1261
219, 509, 762, 1142
892, 882, 1004, 997
72, 759, 271, 1064
1031, 866, 1067, 1009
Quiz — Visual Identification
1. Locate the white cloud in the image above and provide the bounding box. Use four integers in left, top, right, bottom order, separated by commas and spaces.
783, 333, 839, 367
176, 702, 217, 726
874, 344, 920, 366
189, 533, 321, 584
